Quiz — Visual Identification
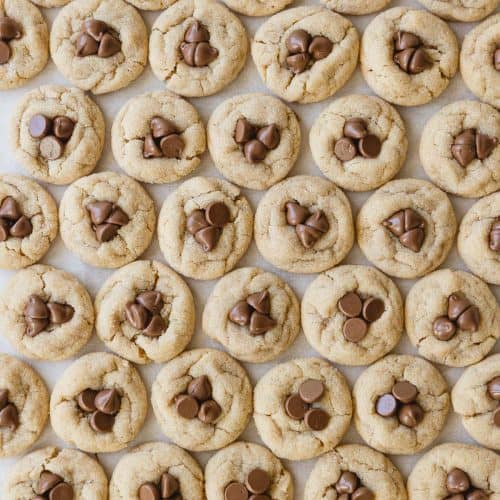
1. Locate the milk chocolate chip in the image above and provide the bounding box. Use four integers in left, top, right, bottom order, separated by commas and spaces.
139, 471, 180, 500
495, 48, 500, 71
186, 202, 230, 252
285, 201, 329, 248
383, 208, 425, 252
0, 16, 22, 64
334, 471, 374, 500
76, 387, 121, 433
376, 380, 423, 428
36, 471, 75, 500
125, 290, 165, 337
228, 290, 276, 335
0, 389, 18, 430
176, 376, 221, 424
143, 116, 184, 159
334, 118, 381, 161
29, 114, 76, 161
432, 293, 480, 340
489, 218, 500, 252
77, 19, 120, 58
393, 31, 432, 74
224, 468, 271, 500
24, 294, 74, 337
285, 29, 332, 74
180, 20, 218, 67
234, 118, 280, 163
87, 201, 129, 242
451, 129, 497, 167
0, 196, 32, 242
284, 379, 329, 430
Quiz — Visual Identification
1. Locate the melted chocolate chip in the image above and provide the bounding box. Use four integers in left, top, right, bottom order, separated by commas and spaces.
186, 202, 230, 252
393, 31, 432, 74
0, 196, 32, 242
125, 291, 165, 337
451, 129, 497, 167
285, 29, 333, 74
0, 16, 22, 64
0, 389, 18, 430
77, 19, 120, 58
87, 201, 129, 242
181, 21, 218, 67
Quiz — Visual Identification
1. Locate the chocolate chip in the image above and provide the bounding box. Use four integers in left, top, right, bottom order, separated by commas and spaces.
194, 41, 218, 67
9, 215, 32, 238
487, 376, 500, 400
408, 47, 432, 74
393, 31, 431, 74
489, 219, 500, 252
450, 128, 497, 167
286, 53, 310, 74
0, 197, 20, 221
246, 469, 270, 495
0, 219, 8, 241
98, 32, 121, 57
451, 143, 476, 168
94, 388, 120, 415
447, 469, 470, 494
235, 118, 256, 144
399, 227, 424, 252
467, 489, 489, 500
304, 408, 329, 431
456, 305, 480, 332
198, 399, 222, 423
376, 393, 398, 417
344, 118, 368, 139
143, 314, 165, 337
126, 303, 149, 330
249, 495, 270, 500
286, 29, 310, 54
185, 20, 209, 43
448, 293, 472, 321
150, 116, 177, 139
139, 482, 160, 500
25, 295, 49, 319
0, 389, 8, 410
298, 379, 324, 404
247, 290, 270, 315
352, 487, 375, 500
0, 403, 18, 429
39, 135, 64, 160
383, 210, 405, 237
188, 375, 212, 402
224, 482, 248, 500
392, 381, 418, 404
0, 40, 9, 64
493, 407, 500, 428
49, 482, 74, 500
284, 393, 308, 420
495, 48, 500, 71
285, 202, 309, 226
334, 137, 357, 161
336, 471, 358, 494
394, 31, 420, 51
29, 114, 52, 139
53, 116, 75, 141
160, 472, 179, 498
308, 36, 332, 60
136, 291, 163, 314
296, 224, 322, 248
358, 134, 381, 159
244, 139, 268, 163
180, 42, 197, 66
194, 225, 220, 252
160, 134, 184, 159
26, 317, 49, 337
95, 223, 119, 242
37, 471, 63, 495
206, 201, 230, 227
90, 410, 115, 432
256, 124, 280, 150
229, 301, 252, 326
143, 134, 162, 159
187, 210, 209, 235
362, 297, 384, 322
343, 317, 368, 343
83, 19, 108, 41
47, 303, 74, 324
87, 201, 113, 225
398, 402, 424, 427
175, 394, 199, 419
76, 32, 99, 57
433, 316, 456, 341
476, 132, 497, 160
77, 389, 98, 412
106, 207, 129, 226
338, 292, 363, 318
305, 211, 329, 233
249, 311, 276, 335
0, 16, 21, 41
455, 129, 476, 146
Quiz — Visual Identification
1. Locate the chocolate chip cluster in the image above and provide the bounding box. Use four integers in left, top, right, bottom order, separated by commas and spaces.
285, 29, 333, 74
383, 208, 425, 253
87, 201, 129, 243
333, 471, 374, 500
180, 21, 218, 67
76, 19, 121, 58
138, 471, 180, 500
334, 118, 381, 162
29, 114, 75, 161
393, 31, 432, 75
451, 129, 497, 168
489, 218, 500, 253
224, 468, 272, 500
285, 201, 329, 248
143, 116, 184, 160
24, 294, 74, 337
125, 290, 166, 337
76, 388, 121, 433
229, 290, 277, 335
445, 468, 488, 500
234, 118, 280, 163
0, 16, 21, 65
433, 293, 480, 341
186, 201, 230, 252
33, 471, 74, 500
0, 196, 32, 242
0, 389, 18, 431
487, 376, 500, 428
376, 381, 423, 428
175, 375, 222, 424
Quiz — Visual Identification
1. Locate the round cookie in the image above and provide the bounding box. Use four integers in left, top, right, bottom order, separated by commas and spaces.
458, 192, 500, 286
50, 0, 148, 95
31, 0, 69, 7
207, 93, 301, 191
353, 354, 450, 455
0, 354, 48, 457
452, 354, 500, 450
205, 441, 293, 500
0, 175, 58, 270
111, 91, 206, 184
461, 14, 500, 109
0, 0, 48, 90
254, 175, 354, 274
420, 100, 500, 198
149, 0, 248, 97
158, 176, 253, 281
0, 265, 94, 361
405, 269, 500, 368
95, 260, 195, 365
360, 7, 459, 106
320, 0, 392, 15
50, 352, 148, 453
356, 178, 457, 279
407, 443, 500, 499
302, 265, 404, 366
304, 444, 407, 500
59, 172, 156, 269
251, 6, 359, 104
310, 94, 408, 192
109, 442, 204, 500
11, 85, 105, 185
417, 0, 499, 22
221, 0, 292, 16
254, 357, 352, 461
151, 348, 253, 452
202, 267, 300, 363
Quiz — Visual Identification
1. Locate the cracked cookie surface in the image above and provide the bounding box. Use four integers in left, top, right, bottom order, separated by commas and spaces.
417, 0, 499, 21
320, 0, 392, 14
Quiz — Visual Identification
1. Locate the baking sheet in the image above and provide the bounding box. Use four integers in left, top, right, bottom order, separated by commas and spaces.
0, 0, 498, 496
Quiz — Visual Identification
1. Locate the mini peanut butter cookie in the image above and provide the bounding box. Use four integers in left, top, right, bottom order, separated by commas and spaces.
417, 0, 499, 22
320, 0, 392, 15
221, 0, 292, 16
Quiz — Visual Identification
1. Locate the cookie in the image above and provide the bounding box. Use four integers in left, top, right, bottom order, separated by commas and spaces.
205, 441, 293, 500
0, 0, 48, 90
109, 442, 204, 500
4, 446, 108, 499
207, 93, 301, 191
50, 0, 148, 94
356, 178, 456, 279
405, 269, 500, 368
111, 91, 206, 184
202, 267, 300, 363
122, 0, 175, 10
0, 175, 58, 270
302, 265, 404, 366
59, 172, 156, 269
0, 354, 48, 457
50, 352, 148, 453
452, 354, 500, 450
407, 443, 500, 499
254, 175, 354, 274
151, 348, 253, 451
158, 176, 253, 280
304, 444, 407, 500
149, 0, 248, 97
95, 260, 195, 364
320, 0, 392, 15
417, 0, 499, 22
310, 94, 407, 192
0, 265, 94, 361
254, 357, 352, 461
420, 100, 500, 198
353, 354, 450, 455
11, 85, 105, 185
458, 192, 500, 286
31, 0, 69, 7
251, 6, 359, 104
221, 0, 292, 16
361, 7, 459, 106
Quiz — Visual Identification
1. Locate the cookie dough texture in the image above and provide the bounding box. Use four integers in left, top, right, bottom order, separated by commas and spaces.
461, 14, 500, 111
320, 0, 392, 15
0, 0, 48, 90
255, 175, 354, 274
252, 6, 359, 104
150, 0, 248, 97
302, 265, 404, 366
304, 444, 407, 500
417, 0, 499, 22
310, 94, 407, 192
0, 265, 94, 361
109, 442, 204, 500
4, 446, 108, 500
452, 354, 500, 450
112, 91, 206, 184
123, 0, 175, 10
420, 100, 500, 198
50, 0, 148, 94
202, 267, 300, 363
353, 354, 450, 455
11, 85, 105, 185
0, 355, 48, 458
254, 357, 352, 461
405, 269, 500, 367
151, 348, 253, 451
357, 178, 456, 279
50, 352, 147, 453
207, 93, 301, 190
158, 176, 253, 280
458, 192, 500, 286
205, 442, 293, 500
407, 443, 500, 499
59, 172, 156, 269
361, 7, 459, 106
0, 175, 58, 270
95, 260, 195, 364
221, 0, 292, 16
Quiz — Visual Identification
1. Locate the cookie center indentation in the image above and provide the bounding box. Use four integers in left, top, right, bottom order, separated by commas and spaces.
285, 29, 333, 74
87, 201, 129, 243
333, 471, 374, 500
285, 201, 329, 248
451, 128, 497, 168
143, 116, 184, 160
175, 375, 222, 424
24, 294, 74, 337
76, 388, 121, 433
29, 114, 76, 161
138, 471, 181, 500
76, 19, 121, 58
393, 31, 432, 75
186, 201, 230, 252
383, 208, 425, 253
180, 20, 218, 68
445, 468, 488, 499
0, 16, 22, 65
234, 118, 280, 163
0, 196, 33, 242
334, 118, 382, 162
224, 468, 271, 500
125, 290, 166, 337
228, 289, 277, 335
